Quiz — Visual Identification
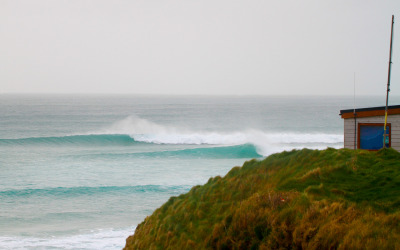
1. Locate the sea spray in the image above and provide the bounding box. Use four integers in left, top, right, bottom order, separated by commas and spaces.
90, 116, 343, 156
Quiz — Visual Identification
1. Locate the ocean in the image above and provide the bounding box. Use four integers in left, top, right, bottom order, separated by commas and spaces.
0, 94, 395, 249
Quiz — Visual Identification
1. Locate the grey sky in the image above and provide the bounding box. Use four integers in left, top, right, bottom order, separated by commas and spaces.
1, 0, 400, 96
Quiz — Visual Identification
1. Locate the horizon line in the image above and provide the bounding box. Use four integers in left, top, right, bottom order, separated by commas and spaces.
1, 92, 398, 98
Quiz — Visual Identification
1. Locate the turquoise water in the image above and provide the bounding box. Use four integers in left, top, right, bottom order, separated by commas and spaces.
0, 94, 394, 249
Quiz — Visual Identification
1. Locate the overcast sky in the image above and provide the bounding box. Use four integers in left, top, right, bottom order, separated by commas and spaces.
1, 0, 400, 96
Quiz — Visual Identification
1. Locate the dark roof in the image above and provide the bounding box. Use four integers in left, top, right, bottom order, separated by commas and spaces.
340, 105, 400, 119
340, 105, 400, 115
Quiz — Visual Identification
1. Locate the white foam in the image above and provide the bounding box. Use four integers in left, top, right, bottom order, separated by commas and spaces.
0, 227, 135, 250
93, 116, 343, 156
132, 132, 248, 145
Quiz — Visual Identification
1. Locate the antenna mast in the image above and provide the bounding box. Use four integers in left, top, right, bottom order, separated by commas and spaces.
383, 15, 394, 148
354, 72, 356, 149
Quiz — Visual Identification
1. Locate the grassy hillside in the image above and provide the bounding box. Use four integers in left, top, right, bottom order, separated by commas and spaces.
124, 148, 400, 249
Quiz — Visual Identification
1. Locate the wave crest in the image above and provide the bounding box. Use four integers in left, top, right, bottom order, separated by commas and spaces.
1, 116, 343, 156
0, 134, 136, 146
80, 144, 262, 159
0, 185, 191, 198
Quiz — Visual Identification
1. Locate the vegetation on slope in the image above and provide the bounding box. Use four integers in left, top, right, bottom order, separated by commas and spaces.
124, 148, 400, 249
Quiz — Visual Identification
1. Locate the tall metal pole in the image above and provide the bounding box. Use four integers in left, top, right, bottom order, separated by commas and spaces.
354, 72, 357, 149
383, 15, 394, 148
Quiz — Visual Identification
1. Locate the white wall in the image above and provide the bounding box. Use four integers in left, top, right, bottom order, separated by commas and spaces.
343, 114, 400, 151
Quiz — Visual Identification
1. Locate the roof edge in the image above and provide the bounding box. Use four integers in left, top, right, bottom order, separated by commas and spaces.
340, 105, 400, 119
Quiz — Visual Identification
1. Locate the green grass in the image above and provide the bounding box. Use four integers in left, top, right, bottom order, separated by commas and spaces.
124, 148, 400, 249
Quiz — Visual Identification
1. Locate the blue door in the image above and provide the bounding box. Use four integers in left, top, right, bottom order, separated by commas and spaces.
359, 124, 390, 150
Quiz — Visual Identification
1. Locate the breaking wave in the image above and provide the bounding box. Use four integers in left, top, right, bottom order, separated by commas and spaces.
0, 116, 343, 156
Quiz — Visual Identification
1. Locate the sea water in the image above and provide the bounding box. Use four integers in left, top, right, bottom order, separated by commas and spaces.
0, 94, 395, 249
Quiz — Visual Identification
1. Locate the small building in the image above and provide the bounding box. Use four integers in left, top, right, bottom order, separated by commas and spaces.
340, 105, 400, 151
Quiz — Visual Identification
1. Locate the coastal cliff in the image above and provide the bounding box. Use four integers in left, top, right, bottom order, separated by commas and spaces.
124, 148, 400, 249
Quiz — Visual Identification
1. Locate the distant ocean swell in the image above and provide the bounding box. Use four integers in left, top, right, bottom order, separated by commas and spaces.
0, 185, 191, 198
0, 134, 137, 146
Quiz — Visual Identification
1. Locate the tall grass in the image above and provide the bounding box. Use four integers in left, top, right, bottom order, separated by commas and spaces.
124, 148, 400, 249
